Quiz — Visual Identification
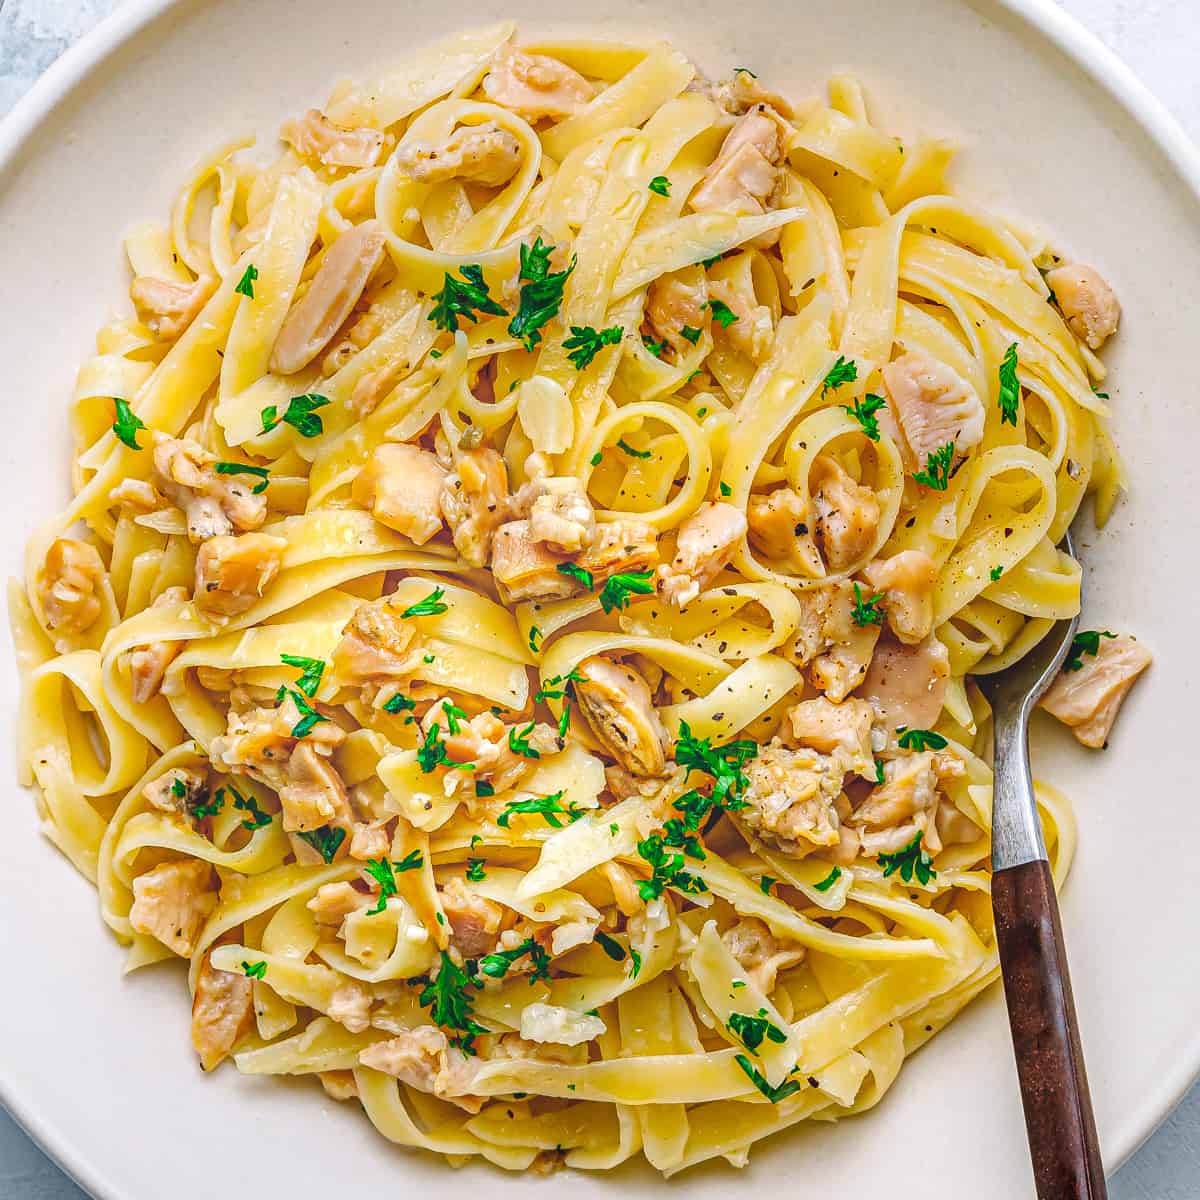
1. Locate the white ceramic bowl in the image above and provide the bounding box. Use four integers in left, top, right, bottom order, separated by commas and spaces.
2, 1, 1198, 1196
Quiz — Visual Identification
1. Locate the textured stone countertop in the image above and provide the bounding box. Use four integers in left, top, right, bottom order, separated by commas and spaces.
0, 0, 1196, 1196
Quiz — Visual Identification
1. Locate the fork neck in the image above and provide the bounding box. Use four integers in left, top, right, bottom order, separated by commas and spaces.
991, 705, 1049, 871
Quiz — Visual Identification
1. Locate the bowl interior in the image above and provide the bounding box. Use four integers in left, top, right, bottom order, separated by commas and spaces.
1, 0, 1198, 1196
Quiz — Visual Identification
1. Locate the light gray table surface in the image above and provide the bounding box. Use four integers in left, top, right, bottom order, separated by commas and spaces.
0, 0, 1197, 1196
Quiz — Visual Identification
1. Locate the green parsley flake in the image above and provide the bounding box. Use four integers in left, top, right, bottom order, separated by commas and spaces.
648, 175, 672, 197
598, 570, 656, 614
990, 565, 1004, 582
912, 441, 955, 490
415, 951, 487, 1053
821, 355, 858, 394
719, 480, 732, 497
728, 1011, 787, 1053
642, 335, 668, 359
759, 875, 777, 895
401, 587, 449, 618
508, 237, 575, 351
629, 948, 643, 979
241, 960, 267, 980
813, 866, 842, 893
595, 931, 626, 961
260, 393, 331, 438
111, 398, 146, 450
429, 264, 506, 333
877, 832, 937, 885
556, 562, 594, 589
280, 653, 325, 698
528, 625, 543, 654
563, 324, 622, 370
475, 781, 496, 798
508, 721, 542, 760
843, 393, 886, 441
590, 451, 603, 466
465, 857, 487, 882
478, 938, 551, 983
213, 462, 270, 493
230, 785, 272, 831
705, 299, 738, 328
636, 834, 708, 901
383, 693, 416, 714
680, 324, 702, 345
364, 857, 400, 915
998, 342, 1021, 426
1064, 629, 1116, 672
896, 727, 948, 752
849, 582, 885, 628
734, 1055, 803, 1103
234, 264, 259, 298
616, 437, 652, 459
296, 825, 346, 863
496, 791, 584, 829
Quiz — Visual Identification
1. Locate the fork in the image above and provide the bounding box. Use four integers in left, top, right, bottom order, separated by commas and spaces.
978, 531, 1107, 1199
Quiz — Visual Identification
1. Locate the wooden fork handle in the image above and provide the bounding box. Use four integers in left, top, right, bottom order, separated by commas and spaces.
992, 858, 1107, 1199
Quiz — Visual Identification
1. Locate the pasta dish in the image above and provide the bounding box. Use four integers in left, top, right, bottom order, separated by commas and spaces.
10, 24, 1153, 1176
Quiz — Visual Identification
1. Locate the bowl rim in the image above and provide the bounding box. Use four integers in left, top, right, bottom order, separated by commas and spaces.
2, 0, 1199, 1195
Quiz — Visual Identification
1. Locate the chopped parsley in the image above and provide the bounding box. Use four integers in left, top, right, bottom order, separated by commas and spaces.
111, 398, 146, 450
843, 393, 886, 441
759, 875, 777, 895
440, 700, 468, 735
813, 866, 842, 893
507, 721, 542, 760
873, 759, 885, 786
590, 451, 603, 466
680, 324, 702, 345
417, 723, 473, 773
400, 587, 448, 618
734, 1055, 803, 1103
528, 625, 543, 653
214, 462, 270, 493
629, 948, 643, 978
728, 1011, 787, 1053
896, 727, 948, 752
636, 834, 708, 901
230, 785, 272, 831
877, 832, 937, 885
849, 582, 885, 628
364, 857, 401, 914
1064, 629, 1116, 672
478, 938, 551, 983
496, 790, 584, 829
675, 720, 757, 811
643, 335, 668, 359
508, 237, 575, 351
556, 562, 594, 589
563, 324, 622, 369
280, 653, 325, 698
705, 299, 738, 328
595, 931, 626, 961
416, 951, 487, 1052
719, 480, 732, 497
998, 342, 1021, 426
616, 437, 652, 459
990, 565, 1004, 582
598, 570, 656, 614
261, 393, 331, 438
296, 825, 346, 863
188, 788, 224, 821
276, 687, 327, 738
383, 693, 416, 714
465, 857, 487, 882
234, 264, 258, 298
648, 175, 672, 197
912, 441, 955, 490
475, 780, 496, 798
429, 264, 506, 332
821, 355, 858, 394
240, 960, 267, 980
734, 66, 758, 78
